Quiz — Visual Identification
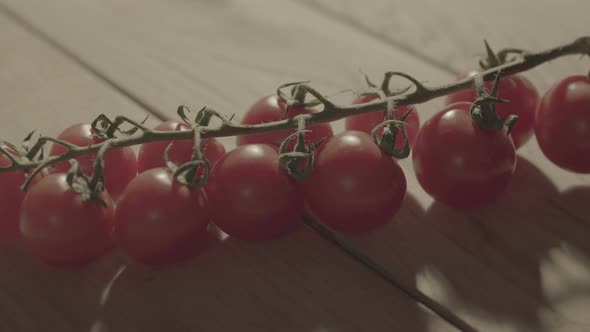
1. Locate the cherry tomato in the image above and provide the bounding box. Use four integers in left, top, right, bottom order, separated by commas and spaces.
446, 71, 539, 149
236, 95, 333, 148
206, 144, 303, 241
113, 168, 211, 266
19, 173, 114, 267
535, 75, 590, 173
137, 121, 225, 173
48, 124, 137, 200
0, 146, 43, 238
345, 94, 420, 149
412, 102, 516, 208
303, 131, 406, 232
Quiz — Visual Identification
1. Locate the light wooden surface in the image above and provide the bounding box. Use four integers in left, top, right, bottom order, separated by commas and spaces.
0, 1, 588, 331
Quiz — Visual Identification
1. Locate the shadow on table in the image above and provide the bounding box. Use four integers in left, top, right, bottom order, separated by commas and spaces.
93, 224, 433, 332
551, 185, 590, 227
409, 156, 590, 331
0, 220, 434, 331
92, 155, 590, 332
1, 157, 587, 332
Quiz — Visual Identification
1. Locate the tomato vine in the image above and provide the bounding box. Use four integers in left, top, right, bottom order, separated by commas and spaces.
1, 36, 589, 182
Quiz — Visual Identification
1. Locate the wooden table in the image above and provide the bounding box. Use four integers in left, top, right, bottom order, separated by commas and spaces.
0, 1, 588, 331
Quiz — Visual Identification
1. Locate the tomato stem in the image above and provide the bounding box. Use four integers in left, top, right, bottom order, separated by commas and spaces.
88, 139, 113, 190
278, 115, 316, 180
1, 36, 590, 174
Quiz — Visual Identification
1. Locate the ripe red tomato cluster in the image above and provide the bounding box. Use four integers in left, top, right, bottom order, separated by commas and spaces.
228, 95, 407, 235
1, 73, 589, 268
412, 73, 590, 208
5, 121, 229, 267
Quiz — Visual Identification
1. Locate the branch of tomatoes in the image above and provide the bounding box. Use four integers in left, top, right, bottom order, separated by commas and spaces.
1, 36, 589, 181
1, 37, 588, 324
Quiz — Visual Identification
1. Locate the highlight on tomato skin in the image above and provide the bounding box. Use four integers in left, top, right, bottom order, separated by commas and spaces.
19, 173, 114, 267
236, 95, 334, 148
48, 123, 138, 200
113, 167, 212, 267
445, 71, 539, 149
303, 130, 407, 233
137, 120, 226, 174
206, 144, 304, 241
346, 94, 420, 150
412, 102, 516, 208
534, 75, 590, 173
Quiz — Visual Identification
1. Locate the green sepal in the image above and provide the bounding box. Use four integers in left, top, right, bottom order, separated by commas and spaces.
371, 119, 410, 159
503, 114, 519, 136
118, 114, 150, 136
470, 70, 519, 134
172, 159, 210, 189
278, 131, 318, 181
177, 105, 192, 125
470, 95, 510, 129
481, 40, 501, 69
194, 106, 214, 127
65, 159, 106, 207
91, 114, 115, 140
1, 141, 21, 156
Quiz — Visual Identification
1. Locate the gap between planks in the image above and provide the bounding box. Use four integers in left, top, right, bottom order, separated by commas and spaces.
0, 2, 472, 331
0, 2, 167, 121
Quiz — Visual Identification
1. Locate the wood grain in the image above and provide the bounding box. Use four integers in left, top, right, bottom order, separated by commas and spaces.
0, 3, 457, 332
303, 0, 590, 90
0, 12, 159, 143
0, 0, 460, 151
300, 1, 590, 330
0, 0, 589, 331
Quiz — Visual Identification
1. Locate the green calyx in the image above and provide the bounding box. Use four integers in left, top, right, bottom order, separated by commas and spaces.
371, 108, 412, 159
91, 113, 149, 139
479, 39, 529, 70
164, 131, 211, 189
470, 70, 518, 134
278, 130, 322, 181
362, 72, 420, 159
66, 159, 106, 207
276, 82, 324, 116
479, 40, 501, 69
277, 114, 323, 181
179, 105, 218, 128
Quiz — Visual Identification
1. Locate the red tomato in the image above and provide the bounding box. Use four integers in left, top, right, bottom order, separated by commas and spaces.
206, 144, 303, 241
19, 173, 114, 267
535, 75, 590, 173
303, 131, 407, 232
0, 146, 43, 238
137, 121, 226, 173
236, 95, 333, 148
113, 168, 211, 266
412, 102, 516, 208
446, 71, 539, 149
345, 94, 420, 149
48, 124, 137, 200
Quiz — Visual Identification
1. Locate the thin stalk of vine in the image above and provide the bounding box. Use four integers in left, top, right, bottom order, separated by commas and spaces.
1, 36, 589, 175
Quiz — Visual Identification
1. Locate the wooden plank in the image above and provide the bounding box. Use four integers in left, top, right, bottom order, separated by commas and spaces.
299, 0, 590, 330
340, 153, 590, 331
0, 4, 458, 332
0, 13, 159, 143
0, 10, 155, 332
0, 229, 460, 332
1, 0, 589, 331
302, 0, 590, 91
0, 0, 459, 151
